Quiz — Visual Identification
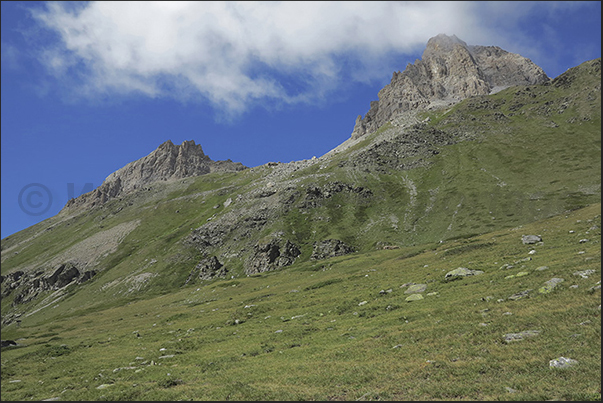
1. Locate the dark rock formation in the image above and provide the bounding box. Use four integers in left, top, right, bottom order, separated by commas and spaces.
62, 140, 247, 211
299, 181, 373, 209
2, 263, 97, 306
1, 340, 18, 348
351, 34, 550, 139
245, 239, 301, 275
311, 239, 355, 260
46, 263, 80, 289
185, 256, 228, 284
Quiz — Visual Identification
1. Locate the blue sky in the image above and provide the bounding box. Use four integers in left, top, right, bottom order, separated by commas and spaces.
1, 1, 601, 239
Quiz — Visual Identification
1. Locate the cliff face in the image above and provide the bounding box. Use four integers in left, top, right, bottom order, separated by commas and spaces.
351, 34, 550, 139
62, 139, 246, 211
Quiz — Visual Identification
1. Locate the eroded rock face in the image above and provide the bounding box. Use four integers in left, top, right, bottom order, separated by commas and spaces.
310, 239, 355, 260
185, 256, 228, 284
245, 240, 301, 275
62, 140, 246, 211
2, 263, 97, 306
351, 34, 550, 139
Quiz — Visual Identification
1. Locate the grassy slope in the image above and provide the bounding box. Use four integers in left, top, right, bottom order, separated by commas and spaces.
1, 203, 600, 401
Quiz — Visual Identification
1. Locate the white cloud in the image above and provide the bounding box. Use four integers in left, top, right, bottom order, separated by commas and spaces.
28, 1, 586, 115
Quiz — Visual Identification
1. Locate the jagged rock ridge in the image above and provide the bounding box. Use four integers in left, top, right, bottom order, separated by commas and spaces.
62, 139, 246, 211
351, 34, 551, 139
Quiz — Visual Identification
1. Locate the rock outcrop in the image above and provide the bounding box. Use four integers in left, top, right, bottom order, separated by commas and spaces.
351, 34, 550, 139
1, 262, 96, 306
310, 239, 355, 260
185, 256, 228, 284
62, 140, 246, 211
245, 239, 301, 275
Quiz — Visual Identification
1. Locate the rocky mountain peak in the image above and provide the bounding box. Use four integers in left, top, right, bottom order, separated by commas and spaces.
423, 33, 467, 56
351, 34, 551, 139
62, 139, 246, 211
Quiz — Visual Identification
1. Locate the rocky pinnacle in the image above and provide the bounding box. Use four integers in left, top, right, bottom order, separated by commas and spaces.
351, 34, 550, 139
62, 139, 246, 211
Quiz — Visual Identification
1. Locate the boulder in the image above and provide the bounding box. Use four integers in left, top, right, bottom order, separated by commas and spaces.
538, 278, 564, 294
522, 235, 542, 244
549, 357, 578, 369
404, 284, 427, 294
405, 294, 424, 302
444, 267, 484, 281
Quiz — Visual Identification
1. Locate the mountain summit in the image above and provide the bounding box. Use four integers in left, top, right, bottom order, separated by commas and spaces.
351, 33, 550, 139
62, 139, 246, 211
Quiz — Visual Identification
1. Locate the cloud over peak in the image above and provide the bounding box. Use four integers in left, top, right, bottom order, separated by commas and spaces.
29, 1, 587, 115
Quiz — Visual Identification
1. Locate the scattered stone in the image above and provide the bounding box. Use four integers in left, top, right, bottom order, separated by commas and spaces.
96, 384, 113, 390
499, 263, 514, 270
508, 289, 532, 300
426, 292, 439, 297
505, 271, 529, 279
405, 294, 424, 302
503, 330, 540, 343
536, 266, 549, 271
549, 357, 578, 369
579, 238, 589, 243
505, 387, 518, 394
538, 278, 564, 294
158, 355, 175, 359
444, 267, 484, 281
358, 301, 368, 306
522, 235, 542, 244
573, 270, 596, 279
113, 366, 137, 373
404, 284, 427, 294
